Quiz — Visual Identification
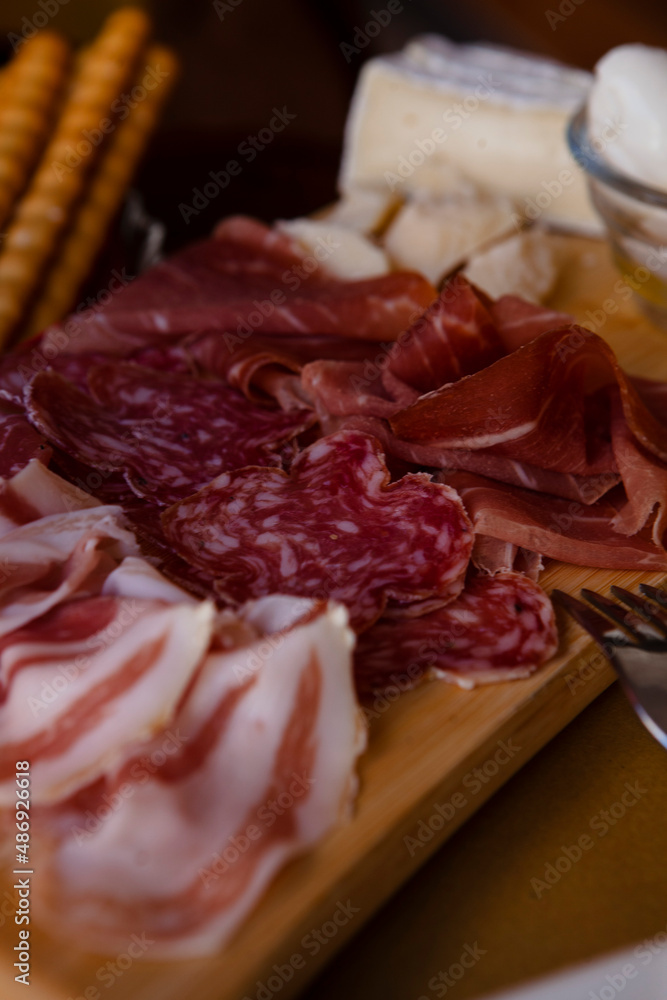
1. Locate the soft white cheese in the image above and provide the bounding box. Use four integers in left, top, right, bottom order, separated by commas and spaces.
588, 44, 667, 192
463, 229, 559, 303
276, 218, 390, 279
340, 35, 600, 233
383, 187, 515, 284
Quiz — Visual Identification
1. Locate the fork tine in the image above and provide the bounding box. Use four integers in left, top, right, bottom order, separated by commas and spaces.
580, 588, 649, 642
551, 589, 630, 647
610, 585, 667, 637
639, 583, 667, 609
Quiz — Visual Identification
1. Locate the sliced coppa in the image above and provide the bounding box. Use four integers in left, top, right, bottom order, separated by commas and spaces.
31, 596, 365, 958
355, 571, 558, 695
0, 595, 214, 805
162, 430, 473, 632
26, 366, 314, 505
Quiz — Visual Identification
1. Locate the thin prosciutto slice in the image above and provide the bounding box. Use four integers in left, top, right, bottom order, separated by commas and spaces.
38, 216, 436, 355
32, 596, 365, 958
444, 470, 667, 570
0, 595, 214, 804
355, 572, 557, 694
162, 430, 473, 631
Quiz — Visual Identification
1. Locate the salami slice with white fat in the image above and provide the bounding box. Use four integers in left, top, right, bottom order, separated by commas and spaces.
355, 571, 558, 694
162, 430, 473, 631
26, 366, 314, 505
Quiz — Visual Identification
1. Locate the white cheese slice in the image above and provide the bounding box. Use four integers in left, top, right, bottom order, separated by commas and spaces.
340, 35, 601, 234
463, 229, 560, 303
383, 188, 516, 285
313, 187, 400, 236
276, 218, 390, 279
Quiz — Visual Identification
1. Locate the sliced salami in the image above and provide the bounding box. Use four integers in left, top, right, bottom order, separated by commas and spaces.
26, 366, 314, 505
0, 402, 51, 477
162, 430, 473, 631
355, 571, 558, 694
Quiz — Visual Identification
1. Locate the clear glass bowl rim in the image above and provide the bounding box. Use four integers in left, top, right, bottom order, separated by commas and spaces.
567, 104, 667, 211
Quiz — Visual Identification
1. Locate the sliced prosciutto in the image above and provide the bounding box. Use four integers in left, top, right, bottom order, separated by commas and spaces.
444, 470, 667, 570
162, 430, 473, 631
0, 595, 214, 804
391, 327, 667, 516
38, 216, 437, 356
31, 595, 365, 958
26, 366, 314, 505
355, 571, 557, 694
489, 295, 574, 351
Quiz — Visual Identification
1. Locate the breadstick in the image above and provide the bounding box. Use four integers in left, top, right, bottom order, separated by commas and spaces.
0, 6, 152, 347
23, 44, 178, 337
0, 32, 71, 231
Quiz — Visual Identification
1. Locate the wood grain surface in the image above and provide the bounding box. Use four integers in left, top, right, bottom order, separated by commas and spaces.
1, 234, 666, 1000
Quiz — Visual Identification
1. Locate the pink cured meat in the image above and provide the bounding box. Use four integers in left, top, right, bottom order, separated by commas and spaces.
0, 402, 51, 477
26, 366, 314, 505
385, 274, 505, 394
355, 571, 557, 694
38, 216, 437, 355
444, 470, 667, 570
162, 430, 473, 631
391, 326, 667, 477
489, 296, 574, 352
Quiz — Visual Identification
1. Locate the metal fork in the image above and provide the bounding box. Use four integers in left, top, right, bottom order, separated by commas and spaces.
552, 584, 667, 750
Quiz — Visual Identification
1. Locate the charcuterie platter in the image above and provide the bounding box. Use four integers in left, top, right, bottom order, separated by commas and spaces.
1, 232, 665, 1000
1, 12, 667, 1000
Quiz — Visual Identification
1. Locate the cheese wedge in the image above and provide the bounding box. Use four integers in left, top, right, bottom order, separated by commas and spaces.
276, 218, 390, 279
463, 229, 560, 303
340, 35, 600, 234
383, 187, 515, 285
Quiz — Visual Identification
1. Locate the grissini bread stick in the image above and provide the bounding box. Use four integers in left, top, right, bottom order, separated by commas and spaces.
24, 44, 179, 337
0, 6, 152, 347
0, 32, 71, 231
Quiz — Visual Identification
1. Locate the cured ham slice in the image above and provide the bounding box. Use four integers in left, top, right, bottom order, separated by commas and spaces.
38, 216, 437, 356
391, 326, 667, 482
26, 366, 314, 505
162, 430, 473, 631
489, 296, 574, 351
471, 535, 544, 581
355, 572, 557, 693
0, 459, 100, 537
32, 596, 365, 958
0, 505, 138, 638
444, 471, 667, 570
0, 595, 214, 804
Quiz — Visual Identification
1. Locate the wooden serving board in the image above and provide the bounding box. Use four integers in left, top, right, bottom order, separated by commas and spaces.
2, 235, 666, 1000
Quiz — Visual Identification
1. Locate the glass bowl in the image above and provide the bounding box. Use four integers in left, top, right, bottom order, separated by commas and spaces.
568, 104, 667, 323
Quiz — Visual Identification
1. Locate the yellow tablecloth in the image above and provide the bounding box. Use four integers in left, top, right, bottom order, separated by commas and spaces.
302, 683, 667, 999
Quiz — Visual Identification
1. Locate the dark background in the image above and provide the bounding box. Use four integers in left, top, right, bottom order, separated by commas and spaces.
3, 0, 667, 250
